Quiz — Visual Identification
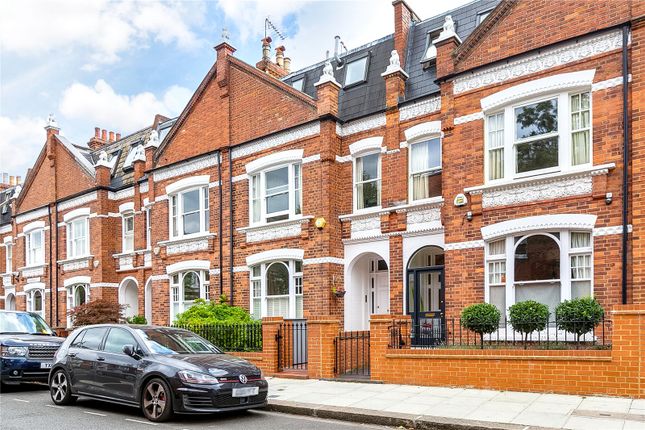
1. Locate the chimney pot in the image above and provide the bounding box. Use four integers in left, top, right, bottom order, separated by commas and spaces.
284, 57, 291, 74
116, 133, 121, 141
16, 176, 21, 185
109, 131, 115, 142
261, 37, 272, 61
101, 129, 107, 140
94, 127, 100, 138
276, 45, 285, 68
9, 176, 15, 186
2, 173, 7, 184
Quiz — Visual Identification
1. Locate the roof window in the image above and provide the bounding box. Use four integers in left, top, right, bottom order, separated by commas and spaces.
344, 56, 369, 87
291, 77, 304, 92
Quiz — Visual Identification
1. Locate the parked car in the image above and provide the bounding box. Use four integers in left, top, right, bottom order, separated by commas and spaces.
0, 310, 65, 386
48, 325, 268, 422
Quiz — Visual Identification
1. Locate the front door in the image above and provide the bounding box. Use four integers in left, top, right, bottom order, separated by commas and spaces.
407, 267, 444, 346
372, 273, 389, 315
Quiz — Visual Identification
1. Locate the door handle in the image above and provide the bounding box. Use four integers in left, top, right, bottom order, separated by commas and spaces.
96, 356, 105, 362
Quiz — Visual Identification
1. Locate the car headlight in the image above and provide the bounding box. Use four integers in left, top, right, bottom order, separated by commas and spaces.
178, 370, 220, 385
0, 346, 28, 357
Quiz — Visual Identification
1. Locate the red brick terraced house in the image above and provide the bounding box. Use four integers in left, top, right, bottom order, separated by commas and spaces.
1, 0, 644, 342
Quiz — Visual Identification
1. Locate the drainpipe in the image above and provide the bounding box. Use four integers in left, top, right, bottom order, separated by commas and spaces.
218, 152, 223, 298
228, 150, 234, 306
47, 206, 53, 327
621, 24, 630, 305
54, 204, 60, 326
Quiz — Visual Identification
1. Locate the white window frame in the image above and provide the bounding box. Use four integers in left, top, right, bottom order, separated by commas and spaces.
169, 186, 210, 239
25, 229, 45, 267
484, 90, 593, 184
249, 260, 303, 320
169, 270, 210, 321
344, 56, 369, 87
484, 230, 594, 316
66, 283, 89, 327
291, 77, 304, 91
26, 288, 45, 318
122, 212, 134, 253
5, 242, 12, 273
66, 216, 89, 259
407, 136, 442, 203
249, 163, 302, 225
353, 151, 382, 212
145, 208, 152, 249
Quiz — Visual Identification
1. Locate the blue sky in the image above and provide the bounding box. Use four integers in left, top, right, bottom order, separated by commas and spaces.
0, 0, 471, 180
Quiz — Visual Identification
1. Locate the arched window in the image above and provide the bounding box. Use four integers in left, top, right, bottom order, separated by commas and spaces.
514, 234, 560, 282
27, 289, 44, 318
267, 263, 289, 296
183, 271, 200, 302
5, 292, 16, 310
170, 270, 210, 322
66, 284, 89, 327
249, 260, 303, 319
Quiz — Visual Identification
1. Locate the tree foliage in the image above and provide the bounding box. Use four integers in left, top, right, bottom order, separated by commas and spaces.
67, 299, 125, 327
508, 300, 550, 346
461, 303, 501, 349
173, 298, 253, 325
555, 297, 604, 341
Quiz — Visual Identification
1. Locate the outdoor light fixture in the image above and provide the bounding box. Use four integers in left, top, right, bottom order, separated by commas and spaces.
605, 192, 613, 205
465, 211, 473, 221
315, 217, 327, 229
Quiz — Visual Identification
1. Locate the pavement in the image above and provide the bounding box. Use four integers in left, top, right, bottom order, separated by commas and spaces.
266, 377, 645, 430
0, 384, 390, 430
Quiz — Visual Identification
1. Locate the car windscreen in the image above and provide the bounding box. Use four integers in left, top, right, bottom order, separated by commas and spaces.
135, 329, 222, 355
0, 312, 53, 335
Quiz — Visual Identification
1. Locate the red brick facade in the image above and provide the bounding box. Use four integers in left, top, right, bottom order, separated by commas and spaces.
1, 1, 643, 338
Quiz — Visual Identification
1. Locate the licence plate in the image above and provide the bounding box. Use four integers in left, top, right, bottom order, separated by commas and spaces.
232, 386, 259, 398
40, 362, 53, 369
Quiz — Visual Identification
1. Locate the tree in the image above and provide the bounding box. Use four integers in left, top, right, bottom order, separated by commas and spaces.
461, 303, 501, 349
67, 299, 125, 327
555, 297, 604, 342
508, 300, 550, 347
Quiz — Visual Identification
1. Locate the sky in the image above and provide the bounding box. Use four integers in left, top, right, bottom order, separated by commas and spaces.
0, 0, 473, 181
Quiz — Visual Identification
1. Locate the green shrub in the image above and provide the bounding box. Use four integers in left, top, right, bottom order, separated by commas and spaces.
174, 299, 253, 325
126, 315, 147, 325
461, 303, 501, 349
508, 300, 550, 346
555, 297, 604, 341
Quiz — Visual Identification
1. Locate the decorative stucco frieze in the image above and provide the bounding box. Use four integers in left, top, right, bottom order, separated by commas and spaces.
351, 216, 381, 239
153, 153, 219, 182
406, 206, 442, 232
21, 265, 45, 278
591, 74, 632, 92
90, 283, 119, 289
59, 256, 91, 272
139, 181, 149, 193
233, 266, 250, 273
2, 275, 13, 287
399, 96, 442, 121
336, 113, 386, 137
0, 225, 11, 234
150, 274, 170, 282
58, 192, 97, 211
166, 238, 210, 255
16, 207, 48, 224
144, 252, 152, 267
454, 111, 484, 125
231, 122, 320, 159
108, 187, 135, 200
303, 257, 345, 265
444, 240, 485, 251
453, 30, 624, 94
241, 218, 310, 243
594, 225, 633, 236
117, 254, 134, 270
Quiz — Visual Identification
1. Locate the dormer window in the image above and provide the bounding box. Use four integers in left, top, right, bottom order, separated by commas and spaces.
477, 9, 492, 25
291, 77, 304, 92
344, 56, 369, 87
122, 144, 142, 170
422, 28, 441, 64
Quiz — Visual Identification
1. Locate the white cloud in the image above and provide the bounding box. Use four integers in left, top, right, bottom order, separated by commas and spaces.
0, 0, 205, 69
59, 79, 191, 133
0, 116, 47, 178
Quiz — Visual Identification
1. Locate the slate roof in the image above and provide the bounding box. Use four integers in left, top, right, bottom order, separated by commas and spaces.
0, 186, 19, 226
282, 0, 501, 121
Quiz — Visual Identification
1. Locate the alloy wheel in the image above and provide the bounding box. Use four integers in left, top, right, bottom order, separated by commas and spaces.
51, 371, 68, 403
143, 381, 167, 419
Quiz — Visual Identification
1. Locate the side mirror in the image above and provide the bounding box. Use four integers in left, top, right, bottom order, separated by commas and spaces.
52, 330, 58, 337
122, 344, 137, 358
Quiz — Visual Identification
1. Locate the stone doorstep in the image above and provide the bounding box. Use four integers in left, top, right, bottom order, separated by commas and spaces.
266, 399, 559, 430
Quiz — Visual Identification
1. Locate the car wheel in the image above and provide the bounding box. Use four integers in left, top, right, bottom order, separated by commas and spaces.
141, 378, 173, 422
50, 369, 76, 405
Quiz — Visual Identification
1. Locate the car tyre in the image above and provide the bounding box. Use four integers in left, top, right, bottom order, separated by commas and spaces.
49, 369, 76, 405
141, 378, 173, 422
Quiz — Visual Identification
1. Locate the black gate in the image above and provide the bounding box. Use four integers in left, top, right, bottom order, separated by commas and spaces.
276, 319, 307, 371
334, 330, 370, 378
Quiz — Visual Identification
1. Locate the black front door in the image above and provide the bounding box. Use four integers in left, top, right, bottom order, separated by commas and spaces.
407, 267, 445, 346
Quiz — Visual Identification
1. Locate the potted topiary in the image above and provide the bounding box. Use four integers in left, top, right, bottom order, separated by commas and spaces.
461, 303, 501, 349
555, 297, 604, 342
508, 300, 550, 348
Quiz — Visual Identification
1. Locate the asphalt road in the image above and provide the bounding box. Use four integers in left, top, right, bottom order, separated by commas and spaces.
0, 384, 391, 430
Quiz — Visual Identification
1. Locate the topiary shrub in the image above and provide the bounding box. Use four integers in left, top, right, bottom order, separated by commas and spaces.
126, 315, 148, 325
461, 303, 501, 349
555, 297, 604, 341
67, 299, 125, 327
174, 299, 253, 325
508, 300, 550, 347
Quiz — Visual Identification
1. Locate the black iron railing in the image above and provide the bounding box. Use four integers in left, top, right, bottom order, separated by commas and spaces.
334, 330, 370, 378
390, 317, 612, 350
173, 323, 263, 352
277, 320, 308, 371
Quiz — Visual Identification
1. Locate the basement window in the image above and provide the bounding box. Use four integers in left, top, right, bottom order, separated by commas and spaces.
344, 56, 369, 87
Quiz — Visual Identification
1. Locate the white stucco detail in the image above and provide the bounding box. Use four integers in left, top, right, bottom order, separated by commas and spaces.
481, 214, 597, 241
406, 206, 442, 232
350, 216, 381, 239
454, 111, 484, 125
349, 136, 384, 155
15, 208, 48, 225
336, 113, 386, 137
166, 260, 210, 274
165, 175, 210, 195
118, 202, 134, 213
58, 192, 97, 211
153, 154, 218, 182
23, 220, 46, 233
246, 248, 304, 267
63, 207, 90, 222
108, 187, 135, 201
404, 121, 442, 142
231, 122, 320, 159
245, 149, 304, 174
399, 96, 441, 121
64, 276, 91, 287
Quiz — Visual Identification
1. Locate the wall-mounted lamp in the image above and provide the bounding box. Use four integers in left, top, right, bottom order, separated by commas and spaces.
605, 192, 613, 205
465, 211, 473, 222
314, 217, 327, 230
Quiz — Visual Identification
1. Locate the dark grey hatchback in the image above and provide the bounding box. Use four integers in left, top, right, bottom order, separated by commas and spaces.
48, 325, 268, 422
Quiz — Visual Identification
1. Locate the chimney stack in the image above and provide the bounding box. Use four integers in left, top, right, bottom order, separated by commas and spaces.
16, 176, 21, 185
262, 37, 272, 61
275, 45, 285, 68
109, 131, 115, 142
9, 176, 15, 186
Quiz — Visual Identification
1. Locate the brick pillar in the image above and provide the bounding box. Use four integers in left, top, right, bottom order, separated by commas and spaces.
610, 305, 645, 397
260, 316, 283, 375
370, 314, 407, 382
306, 317, 340, 379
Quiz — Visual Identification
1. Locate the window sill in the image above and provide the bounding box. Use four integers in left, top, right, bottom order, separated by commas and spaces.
57, 255, 93, 265
238, 216, 313, 233
18, 264, 47, 271
340, 197, 444, 222
158, 232, 216, 247
112, 251, 136, 258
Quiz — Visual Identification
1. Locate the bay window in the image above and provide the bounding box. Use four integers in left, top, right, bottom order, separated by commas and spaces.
249, 260, 303, 319
122, 213, 134, 253
354, 152, 381, 210
26, 229, 44, 267
170, 270, 210, 321
67, 217, 89, 258
170, 187, 210, 238
249, 163, 302, 225
26, 289, 44, 317
409, 137, 442, 201
485, 90, 592, 182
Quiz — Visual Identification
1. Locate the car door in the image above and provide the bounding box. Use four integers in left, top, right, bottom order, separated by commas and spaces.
67, 330, 87, 389
96, 327, 141, 402
73, 327, 108, 395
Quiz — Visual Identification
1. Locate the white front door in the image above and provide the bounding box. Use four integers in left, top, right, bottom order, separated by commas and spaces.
374, 273, 389, 314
